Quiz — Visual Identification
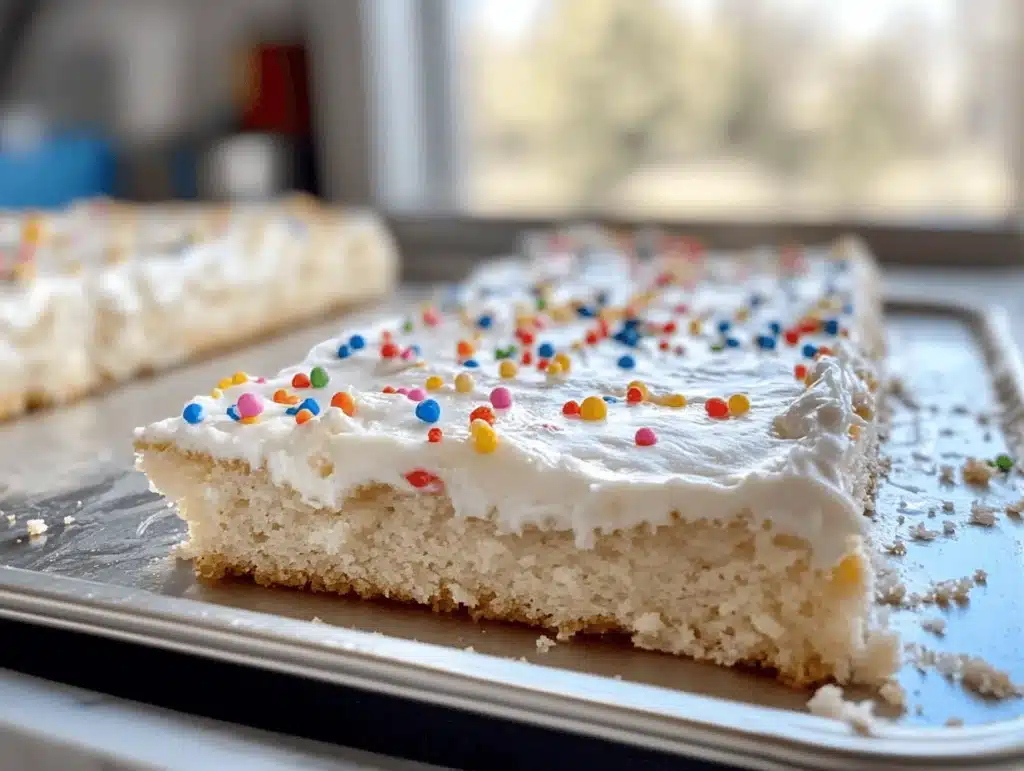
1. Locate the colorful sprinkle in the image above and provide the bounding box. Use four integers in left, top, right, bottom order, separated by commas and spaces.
538, 342, 556, 358
580, 396, 608, 421
210, 388, 223, 399
627, 380, 650, 401
227, 405, 241, 421
801, 344, 818, 359
470, 405, 496, 425
725, 337, 740, 348
455, 373, 474, 393
499, 360, 518, 379
794, 364, 808, 380
427, 427, 443, 443
425, 375, 444, 391
626, 387, 644, 404
477, 314, 493, 329
562, 400, 580, 417
292, 373, 311, 389
299, 397, 320, 416
617, 354, 636, 370
330, 391, 356, 416
490, 387, 513, 409
415, 398, 441, 423
635, 427, 657, 447
463, 358, 480, 368
768, 322, 782, 335
717, 320, 731, 334
295, 408, 314, 425
182, 403, 204, 424
407, 387, 427, 402
553, 352, 572, 373
705, 397, 729, 419
470, 419, 499, 454
232, 372, 248, 385
823, 319, 840, 335
310, 366, 329, 388
546, 362, 563, 377
784, 329, 800, 345
217, 377, 233, 390
236, 392, 264, 419
349, 334, 366, 350
380, 342, 400, 359
756, 335, 776, 350
727, 393, 751, 415
995, 454, 1014, 472
336, 344, 351, 359
457, 339, 475, 357
662, 393, 686, 409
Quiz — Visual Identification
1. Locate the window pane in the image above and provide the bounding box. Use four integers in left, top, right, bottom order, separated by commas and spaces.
460, 0, 1014, 222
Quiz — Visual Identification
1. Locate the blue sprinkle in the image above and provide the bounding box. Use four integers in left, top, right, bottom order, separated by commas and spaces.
227, 405, 240, 421
603, 396, 617, 403
415, 398, 441, 423
623, 318, 641, 330
613, 329, 640, 347
337, 344, 351, 359
463, 358, 479, 368
717, 320, 731, 334
802, 344, 818, 359
843, 303, 854, 314
285, 407, 299, 416
349, 334, 366, 350
538, 342, 556, 358
411, 344, 421, 355
182, 403, 204, 424
596, 291, 609, 306
823, 319, 840, 335
768, 322, 782, 336
756, 335, 776, 351
576, 306, 595, 318
725, 337, 741, 348
299, 398, 321, 416
617, 354, 636, 370
477, 314, 493, 329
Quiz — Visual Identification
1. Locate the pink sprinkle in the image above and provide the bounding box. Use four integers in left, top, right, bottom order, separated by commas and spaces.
396, 387, 410, 396
255, 377, 266, 384
406, 387, 427, 402
423, 309, 440, 327
401, 347, 417, 360
635, 427, 657, 447
236, 392, 264, 419
489, 386, 512, 410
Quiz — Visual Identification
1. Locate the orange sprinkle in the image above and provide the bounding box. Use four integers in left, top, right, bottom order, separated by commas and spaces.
273, 389, 290, 404
295, 408, 314, 424
457, 339, 475, 357
816, 346, 833, 358
331, 391, 356, 416
292, 373, 311, 389
382, 385, 397, 394
240, 416, 259, 425
562, 400, 580, 417
470, 405, 495, 425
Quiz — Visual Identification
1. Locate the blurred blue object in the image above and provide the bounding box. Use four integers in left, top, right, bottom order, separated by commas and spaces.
0, 135, 115, 209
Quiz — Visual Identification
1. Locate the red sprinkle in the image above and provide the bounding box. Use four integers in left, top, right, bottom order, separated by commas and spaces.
405, 469, 435, 489
382, 385, 397, 394
626, 387, 644, 404
562, 400, 580, 417
291, 373, 311, 389
635, 427, 657, 447
470, 405, 495, 425
816, 346, 833, 358
794, 364, 808, 380
784, 329, 800, 346
427, 427, 443, 443
705, 397, 729, 419
663, 321, 677, 334
517, 329, 535, 345
659, 340, 670, 352
381, 330, 393, 342
521, 351, 533, 366
537, 358, 549, 371
800, 320, 819, 335
585, 331, 599, 346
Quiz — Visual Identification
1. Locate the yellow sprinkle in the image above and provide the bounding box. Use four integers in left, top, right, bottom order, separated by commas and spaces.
688, 319, 702, 335
425, 375, 444, 391
232, 371, 248, 385
855, 405, 873, 421
470, 419, 499, 454
240, 416, 259, 425
663, 393, 687, 409
553, 352, 571, 373
217, 377, 233, 390
455, 372, 474, 393
628, 380, 650, 401
551, 305, 572, 323
546, 362, 563, 377
728, 393, 751, 415
499, 360, 518, 379
211, 388, 223, 399
735, 307, 750, 322
579, 396, 608, 421
848, 425, 862, 440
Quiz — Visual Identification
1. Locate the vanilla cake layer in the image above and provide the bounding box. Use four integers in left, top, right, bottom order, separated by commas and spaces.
136, 236, 890, 685
0, 196, 398, 418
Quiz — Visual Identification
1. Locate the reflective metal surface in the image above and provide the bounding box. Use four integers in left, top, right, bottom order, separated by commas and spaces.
0, 297, 1022, 767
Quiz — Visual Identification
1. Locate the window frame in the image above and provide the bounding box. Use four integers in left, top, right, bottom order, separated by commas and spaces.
306, 0, 1024, 272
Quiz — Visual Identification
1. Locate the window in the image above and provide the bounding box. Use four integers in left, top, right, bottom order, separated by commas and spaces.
458, 0, 1017, 224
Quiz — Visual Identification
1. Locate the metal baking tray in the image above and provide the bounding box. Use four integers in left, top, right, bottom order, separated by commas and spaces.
0, 294, 1022, 769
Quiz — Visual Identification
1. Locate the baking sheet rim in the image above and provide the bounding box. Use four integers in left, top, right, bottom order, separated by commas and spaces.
0, 296, 1021, 768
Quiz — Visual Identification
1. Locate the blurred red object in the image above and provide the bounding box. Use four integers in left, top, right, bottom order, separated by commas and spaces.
241, 44, 311, 136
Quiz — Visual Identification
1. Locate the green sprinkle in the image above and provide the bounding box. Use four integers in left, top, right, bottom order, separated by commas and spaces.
995, 454, 1014, 472
536, 297, 547, 311
709, 342, 725, 353
310, 366, 330, 389
402, 319, 414, 333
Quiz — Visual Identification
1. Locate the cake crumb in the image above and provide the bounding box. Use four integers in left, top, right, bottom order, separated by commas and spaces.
63, 515, 75, 525
945, 717, 964, 727
938, 465, 955, 484
969, 501, 997, 527
942, 500, 955, 512
1005, 498, 1024, 518
921, 618, 946, 637
807, 685, 876, 735
974, 569, 988, 585
909, 523, 939, 542
962, 458, 994, 486
922, 576, 974, 606
885, 540, 906, 556
942, 520, 956, 535
905, 644, 1022, 699
878, 680, 905, 709
535, 635, 557, 653
915, 704, 924, 715
26, 519, 47, 536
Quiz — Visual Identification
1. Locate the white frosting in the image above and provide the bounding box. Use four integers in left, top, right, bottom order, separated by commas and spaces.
0, 198, 398, 403
137, 240, 881, 567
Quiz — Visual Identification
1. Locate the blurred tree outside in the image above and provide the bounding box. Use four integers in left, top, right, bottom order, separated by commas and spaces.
465, 0, 1013, 220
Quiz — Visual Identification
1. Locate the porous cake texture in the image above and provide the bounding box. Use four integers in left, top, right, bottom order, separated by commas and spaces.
0, 195, 398, 420
136, 234, 892, 686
